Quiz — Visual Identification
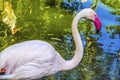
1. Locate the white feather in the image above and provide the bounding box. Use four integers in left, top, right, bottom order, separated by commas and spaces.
0, 8, 101, 79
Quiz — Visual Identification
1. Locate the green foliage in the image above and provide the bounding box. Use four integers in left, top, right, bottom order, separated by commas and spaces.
0, 0, 102, 80
100, 0, 120, 15
100, 0, 120, 9
0, 0, 119, 80
0, 21, 14, 51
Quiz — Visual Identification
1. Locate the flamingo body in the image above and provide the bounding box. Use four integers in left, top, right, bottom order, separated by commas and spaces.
0, 8, 101, 79
0, 40, 65, 79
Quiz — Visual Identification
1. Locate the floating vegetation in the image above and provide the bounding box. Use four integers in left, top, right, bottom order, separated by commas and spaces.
100, 0, 120, 15
0, 0, 120, 80
106, 25, 120, 34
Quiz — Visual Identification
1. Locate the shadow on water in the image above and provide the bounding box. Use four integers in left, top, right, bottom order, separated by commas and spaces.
0, 0, 120, 80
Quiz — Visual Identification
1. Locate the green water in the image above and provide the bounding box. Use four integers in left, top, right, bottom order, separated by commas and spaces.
0, 0, 120, 80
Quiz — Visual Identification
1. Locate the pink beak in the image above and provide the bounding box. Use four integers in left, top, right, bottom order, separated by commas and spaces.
93, 15, 102, 33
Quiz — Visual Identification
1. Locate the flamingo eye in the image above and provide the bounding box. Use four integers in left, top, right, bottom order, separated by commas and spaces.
94, 14, 96, 16
88, 15, 93, 19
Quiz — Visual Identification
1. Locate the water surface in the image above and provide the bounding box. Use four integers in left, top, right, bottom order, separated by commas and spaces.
0, 0, 120, 80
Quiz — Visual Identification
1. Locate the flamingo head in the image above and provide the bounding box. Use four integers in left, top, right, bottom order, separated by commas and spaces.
83, 8, 102, 33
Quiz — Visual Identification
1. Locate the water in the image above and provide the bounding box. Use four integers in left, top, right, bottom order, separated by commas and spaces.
0, 0, 120, 80
89, 1, 120, 79
62, 0, 120, 80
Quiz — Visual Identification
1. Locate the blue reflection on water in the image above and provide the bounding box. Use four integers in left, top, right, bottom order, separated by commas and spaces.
62, 0, 120, 79
89, 1, 120, 54
85, 0, 120, 79
84, 0, 120, 79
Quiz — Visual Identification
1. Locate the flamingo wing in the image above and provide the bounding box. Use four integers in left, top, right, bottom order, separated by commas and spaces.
0, 40, 63, 79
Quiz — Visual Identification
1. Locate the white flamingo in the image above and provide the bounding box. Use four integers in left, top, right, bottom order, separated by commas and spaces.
0, 8, 101, 80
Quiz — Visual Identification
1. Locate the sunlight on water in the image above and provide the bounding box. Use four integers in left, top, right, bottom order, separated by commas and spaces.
0, 0, 120, 80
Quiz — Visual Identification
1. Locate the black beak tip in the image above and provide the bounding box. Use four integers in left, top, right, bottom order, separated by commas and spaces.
96, 30, 100, 34
0, 72, 5, 75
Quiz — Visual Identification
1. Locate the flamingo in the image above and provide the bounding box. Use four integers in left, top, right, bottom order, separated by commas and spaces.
0, 8, 101, 80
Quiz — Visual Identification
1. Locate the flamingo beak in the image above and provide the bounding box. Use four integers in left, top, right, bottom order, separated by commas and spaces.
93, 15, 102, 34
0, 68, 6, 75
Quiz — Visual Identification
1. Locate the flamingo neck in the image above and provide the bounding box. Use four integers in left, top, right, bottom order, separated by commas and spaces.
62, 12, 84, 70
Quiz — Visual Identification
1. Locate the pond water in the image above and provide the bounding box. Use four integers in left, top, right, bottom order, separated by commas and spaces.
85, 1, 120, 80
0, 0, 120, 80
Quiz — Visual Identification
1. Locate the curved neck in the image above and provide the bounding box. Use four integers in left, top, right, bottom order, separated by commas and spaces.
62, 12, 84, 70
